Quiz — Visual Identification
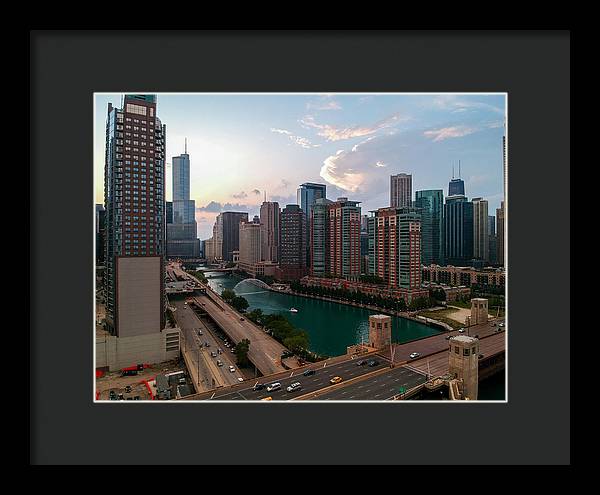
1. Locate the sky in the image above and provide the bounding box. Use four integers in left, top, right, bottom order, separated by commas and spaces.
94, 93, 506, 240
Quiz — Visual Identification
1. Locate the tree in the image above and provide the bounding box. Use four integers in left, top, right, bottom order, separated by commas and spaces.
235, 338, 251, 367
221, 289, 236, 302
246, 308, 264, 324
231, 295, 249, 312
283, 332, 310, 354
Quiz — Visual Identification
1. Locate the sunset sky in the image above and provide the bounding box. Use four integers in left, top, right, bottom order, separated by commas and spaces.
94, 93, 506, 240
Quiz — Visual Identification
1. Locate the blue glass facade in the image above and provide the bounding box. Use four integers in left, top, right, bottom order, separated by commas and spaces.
443, 195, 473, 266
415, 189, 444, 266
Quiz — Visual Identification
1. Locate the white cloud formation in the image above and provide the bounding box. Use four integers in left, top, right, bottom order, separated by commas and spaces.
300, 113, 407, 142
424, 125, 478, 142
431, 95, 504, 115
375, 161, 387, 168
307, 97, 342, 111
270, 127, 320, 149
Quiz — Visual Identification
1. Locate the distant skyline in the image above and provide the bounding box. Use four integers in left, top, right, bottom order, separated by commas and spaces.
94, 93, 506, 240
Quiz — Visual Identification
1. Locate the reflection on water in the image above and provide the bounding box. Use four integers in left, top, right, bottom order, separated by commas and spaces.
199, 269, 440, 358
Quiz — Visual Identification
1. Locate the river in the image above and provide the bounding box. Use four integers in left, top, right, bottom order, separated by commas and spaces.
199, 269, 440, 358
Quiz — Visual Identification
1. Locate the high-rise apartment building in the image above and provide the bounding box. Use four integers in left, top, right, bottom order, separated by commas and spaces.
96, 204, 106, 266
472, 197, 489, 262
103, 94, 166, 337
390, 173, 412, 208
278, 204, 307, 280
221, 212, 248, 261
414, 189, 444, 266
297, 183, 327, 265
496, 201, 505, 267
369, 207, 421, 290
259, 201, 280, 263
309, 198, 332, 276
239, 221, 262, 268
327, 198, 361, 279
165, 201, 173, 224
488, 215, 497, 265
444, 195, 474, 266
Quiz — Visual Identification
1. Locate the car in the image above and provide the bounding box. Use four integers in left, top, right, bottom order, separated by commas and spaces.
197, 330, 203, 336
445, 335, 451, 340
224, 343, 230, 348
240, 317, 245, 321
409, 352, 420, 359
217, 348, 223, 354
478, 354, 485, 359
330, 376, 343, 385
216, 360, 223, 367
125, 385, 132, 393
231, 349, 235, 353
229, 366, 236, 372
205, 342, 211, 347
368, 359, 379, 367
253, 383, 265, 391
356, 360, 367, 366
266, 382, 281, 392
261, 397, 273, 401
458, 328, 466, 333
499, 323, 505, 327
303, 369, 315, 376
109, 390, 117, 400
286, 382, 302, 393
210, 351, 217, 357
473, 334, 479, 339
237, 377, 244, 382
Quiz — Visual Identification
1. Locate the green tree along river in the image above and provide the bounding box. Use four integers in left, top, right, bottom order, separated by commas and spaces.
199, 269, 440, 358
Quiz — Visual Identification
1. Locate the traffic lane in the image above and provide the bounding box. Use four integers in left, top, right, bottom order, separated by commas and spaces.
207, 357, 390, 400
173, 301, 241, 386
317, 366, 427, 401
389, 318, 506, 363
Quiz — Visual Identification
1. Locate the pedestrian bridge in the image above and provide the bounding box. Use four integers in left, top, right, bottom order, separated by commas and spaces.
233, 278, 272, 292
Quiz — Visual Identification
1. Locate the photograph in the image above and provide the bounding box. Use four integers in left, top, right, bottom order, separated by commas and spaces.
94, 92, 507, 402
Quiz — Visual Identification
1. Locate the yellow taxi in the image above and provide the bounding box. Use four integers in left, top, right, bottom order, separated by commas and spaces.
330, 376, 343, 385
261, 396, 273, 401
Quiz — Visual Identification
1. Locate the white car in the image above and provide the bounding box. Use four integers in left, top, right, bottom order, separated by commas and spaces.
229, 366, 236, 373
409, 352, 420, 359
237, 377, 244, 382
267, 382, 281, 392
286, 382, 302, 393
458, 328, 466, 333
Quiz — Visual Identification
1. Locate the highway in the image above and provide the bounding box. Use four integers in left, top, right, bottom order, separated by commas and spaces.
173, 300, 244, 388
307, 366, 427, 401
191, 292, 289, 375
188, 356, 391, 401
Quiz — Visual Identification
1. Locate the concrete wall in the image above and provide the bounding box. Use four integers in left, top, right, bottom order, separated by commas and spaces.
117, 257, 162, 337
97, 328, 181, 371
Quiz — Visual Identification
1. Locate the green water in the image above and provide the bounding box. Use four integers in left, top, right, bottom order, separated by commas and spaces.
200, 269, 440, 357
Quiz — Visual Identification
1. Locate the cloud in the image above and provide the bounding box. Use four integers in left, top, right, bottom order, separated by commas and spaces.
424, 125, 478, 142
251, 189, 261, 195
375, 161, 387, 168
232, 191, 248, 199
431, 95, 504, 115
307, 96, 342, 111
299, 112, 407, 142
320, 150, 366, 193
196, 201, 253, 213
270, 127, 320, 149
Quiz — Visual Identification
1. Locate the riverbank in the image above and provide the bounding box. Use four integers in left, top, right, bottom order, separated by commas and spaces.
277, 288, 452, 333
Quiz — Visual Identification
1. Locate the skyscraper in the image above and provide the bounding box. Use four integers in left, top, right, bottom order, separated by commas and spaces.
259, 201, 280, 263
96, 204, 106, 266
444, 195, 474, 266
472, 197, 489, 262
496, 201, 505, 267
103, 94, 166, 337
310, 198, 332, 276
278, 204, 307, 280
167, 141, 199, 258
390, 173, 412, 208
239, 221, 262, 270
165, 201, 173, 224
414, 189, 444, 266
488, 215, 497, 265
327, 198, 361, 279
369, 207, 422, 290
221, 211, 248, 261
448, 161, 465, 196
297, 182, 327, 265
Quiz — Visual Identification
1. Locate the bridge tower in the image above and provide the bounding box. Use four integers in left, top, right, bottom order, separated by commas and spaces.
471, 298, 488, 325
368, 314, 392, 349
448, 335, 479, 400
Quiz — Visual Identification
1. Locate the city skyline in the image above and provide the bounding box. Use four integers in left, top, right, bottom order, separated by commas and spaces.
95, 93, 506, 240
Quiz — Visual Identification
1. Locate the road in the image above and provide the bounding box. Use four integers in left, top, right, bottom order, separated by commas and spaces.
192, 292, 289, 375
308, 366, 427, 401
195, 357, 390, 401
172, 300, 244, 389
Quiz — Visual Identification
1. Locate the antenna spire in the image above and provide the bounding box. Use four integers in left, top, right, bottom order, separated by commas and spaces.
459, 159, 461, 178
185, 137, 187, 154
452, 161, 454, 179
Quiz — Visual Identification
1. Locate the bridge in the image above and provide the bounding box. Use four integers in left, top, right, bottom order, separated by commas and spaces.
180, 317, 506, 401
